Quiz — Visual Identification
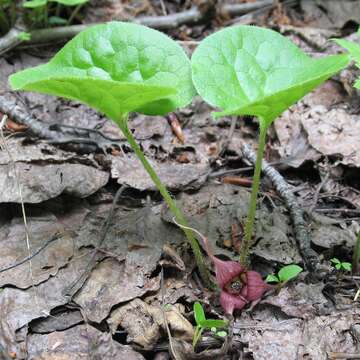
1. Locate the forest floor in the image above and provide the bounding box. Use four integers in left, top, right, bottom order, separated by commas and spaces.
0, 1, 360, 359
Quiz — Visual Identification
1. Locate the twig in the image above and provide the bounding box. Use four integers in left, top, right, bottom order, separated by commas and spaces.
220, 0, 274, 17
0, 96, 125, 153
160, 268, 181, 360
0, 0, 297, 55
218, 116, 237, 157
308, 172, 329, 213
0, 233, 61, 274
328, 353, 360, 359
314, 208, 360, 215
62, 185, 127, 299
241, 143, 319, 272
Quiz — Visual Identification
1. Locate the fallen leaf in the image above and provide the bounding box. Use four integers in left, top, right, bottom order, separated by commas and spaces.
27, 324, 145, 360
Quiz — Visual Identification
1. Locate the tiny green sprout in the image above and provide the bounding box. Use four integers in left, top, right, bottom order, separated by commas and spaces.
265, 264, 303, 284
23, 0, 88, 28
193, 301, 228, 348
17, 32, 31, 41
211, 327, 227, 337
191, 25, 350, 267
331, 258, 352, 272
23, 0, 88, 8
9, 22, 211, 286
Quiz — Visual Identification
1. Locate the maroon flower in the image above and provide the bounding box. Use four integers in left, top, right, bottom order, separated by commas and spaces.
171, 221, 271, 315
210, 255, 271, 314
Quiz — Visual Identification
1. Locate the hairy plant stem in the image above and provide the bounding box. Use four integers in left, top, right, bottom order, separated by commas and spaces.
240, 122, 267, 267
119, 116, 212, 288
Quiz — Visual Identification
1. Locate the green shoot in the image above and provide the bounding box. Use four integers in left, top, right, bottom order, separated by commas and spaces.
265, 264, 303, 284
23, 0, 88, 28
331, 258, 352, 272
192, 301, 228, 348
9, 21, 211, 287
191, 25, 350, 267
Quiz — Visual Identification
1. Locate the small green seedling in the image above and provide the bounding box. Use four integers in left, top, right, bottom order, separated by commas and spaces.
191, 25, 350, 267
265, 264, 303, 284
211, 327, 227, 338
23, 0, 88, 8
23, 0, 88, 28
17, 32, 32, 42
331, 258, 352, 272
9, 22, 211, 286
193, 301, 228, 348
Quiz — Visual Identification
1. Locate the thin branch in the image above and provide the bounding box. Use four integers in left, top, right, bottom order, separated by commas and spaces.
0, 234, 61, 273
0, 0, 297, 55
0, 96, 125, 153
241, 143, 319, 272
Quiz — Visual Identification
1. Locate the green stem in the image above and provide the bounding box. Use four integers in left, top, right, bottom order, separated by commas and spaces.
120, 118, 212, 288
240, 122, 268, 267
67, 4, 82, 25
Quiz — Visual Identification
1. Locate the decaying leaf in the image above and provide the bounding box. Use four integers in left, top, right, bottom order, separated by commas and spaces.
238, 307, 360, 360
0, 249, 94, 358
0, 139, 109, 203
74, 258, 161, 323
111, 154, 209, 191
108, 298, 193, 349
27, 324, 145, 360
0, 214, 74, 288
262, 282, 328, 319
162, 184, 302, 264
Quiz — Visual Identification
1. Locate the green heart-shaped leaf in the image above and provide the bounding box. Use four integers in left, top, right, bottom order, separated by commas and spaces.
192, 25, 349, 125
278, 264, 303, 283
10, 22, 195, 121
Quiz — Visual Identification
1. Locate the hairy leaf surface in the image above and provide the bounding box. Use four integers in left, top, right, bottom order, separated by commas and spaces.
192, 25, 349, 125
10, 22, 195, 120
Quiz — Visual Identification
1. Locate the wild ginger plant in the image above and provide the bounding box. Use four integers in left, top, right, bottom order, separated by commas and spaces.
191, 25, 350, 267
9, 21, 211, 286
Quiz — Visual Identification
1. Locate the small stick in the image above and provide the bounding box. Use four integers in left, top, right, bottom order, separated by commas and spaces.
0, 233, 61, 274
328, 353, 360, 359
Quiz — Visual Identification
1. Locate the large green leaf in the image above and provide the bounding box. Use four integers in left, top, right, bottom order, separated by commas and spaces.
9, 22, 195, 121
191, 25, 349, 125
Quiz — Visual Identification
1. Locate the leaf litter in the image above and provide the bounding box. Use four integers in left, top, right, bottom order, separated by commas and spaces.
1, 2, 360, 359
